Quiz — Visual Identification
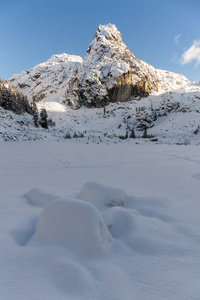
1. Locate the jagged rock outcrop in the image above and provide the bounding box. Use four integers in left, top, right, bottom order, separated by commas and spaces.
63, 24, 159, 108
0, 79, 32, 114
9, 54, 83, 103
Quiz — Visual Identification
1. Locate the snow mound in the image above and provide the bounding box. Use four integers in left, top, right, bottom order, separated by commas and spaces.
103, 206, 171, 255
102, 206, 157, 255
78, 181, 128, 211
29, 197, 112, 257
25, 188, 59, 207
103, 206, 137, 238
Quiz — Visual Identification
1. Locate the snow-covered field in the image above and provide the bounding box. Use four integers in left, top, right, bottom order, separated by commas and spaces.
0, 141, 200, 299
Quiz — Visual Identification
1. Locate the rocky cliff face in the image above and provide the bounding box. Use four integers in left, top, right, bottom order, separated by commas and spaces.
8, 24, 189, 109
64, 24, 159, 108
0, 79, 32, 115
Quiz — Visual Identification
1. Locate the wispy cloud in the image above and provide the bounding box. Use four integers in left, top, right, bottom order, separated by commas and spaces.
174, 34, 181, 46
181, 40, 200, 66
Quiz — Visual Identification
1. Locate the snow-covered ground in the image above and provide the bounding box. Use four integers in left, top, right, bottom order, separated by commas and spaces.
0, 142, 200, 299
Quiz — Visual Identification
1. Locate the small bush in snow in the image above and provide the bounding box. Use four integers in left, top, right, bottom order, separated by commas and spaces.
142, 127, 155, 139
65, 132, 72, 139
73, 132, 84, 138
193, 125, 200, 135
47, 118, 56, 127
118, 123, 122, 129
119, 131, 128, 140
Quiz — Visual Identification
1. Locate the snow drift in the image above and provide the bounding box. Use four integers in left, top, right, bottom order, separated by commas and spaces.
25, 188, 59, 207
77, 181, 128, 211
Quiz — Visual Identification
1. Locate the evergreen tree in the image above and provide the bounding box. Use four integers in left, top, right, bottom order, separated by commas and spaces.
142, 127, 148, 138
129, 127, 136, 139
39, 108, 48, 129
32, 101, 39, 127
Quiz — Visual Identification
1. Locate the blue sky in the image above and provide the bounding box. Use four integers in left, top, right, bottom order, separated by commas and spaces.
0, 0, 199, 81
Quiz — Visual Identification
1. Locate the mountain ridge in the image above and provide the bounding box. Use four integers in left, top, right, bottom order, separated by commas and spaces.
8, 24, 189, 109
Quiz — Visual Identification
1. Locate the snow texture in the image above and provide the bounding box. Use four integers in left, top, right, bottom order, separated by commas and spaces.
0, 142, 200, 299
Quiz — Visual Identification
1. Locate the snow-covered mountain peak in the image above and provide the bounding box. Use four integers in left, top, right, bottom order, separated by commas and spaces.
92, 23, 124, 46
86, 23, 131, 62
8, 23, 191, 110
46, 53, 83, 65
64, 24, 160, 108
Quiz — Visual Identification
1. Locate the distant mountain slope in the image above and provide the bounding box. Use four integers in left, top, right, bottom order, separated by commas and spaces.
9, 54, 83, 103
8, 24, 189, 109
156, 69, 190, 93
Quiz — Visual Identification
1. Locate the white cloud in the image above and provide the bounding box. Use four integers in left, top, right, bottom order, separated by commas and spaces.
181, 40, 200, 66
175, 34, 181, 46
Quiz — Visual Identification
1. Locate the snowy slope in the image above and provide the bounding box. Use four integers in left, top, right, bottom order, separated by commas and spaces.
9, 54, 83, 103
156, 69, 190, 93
